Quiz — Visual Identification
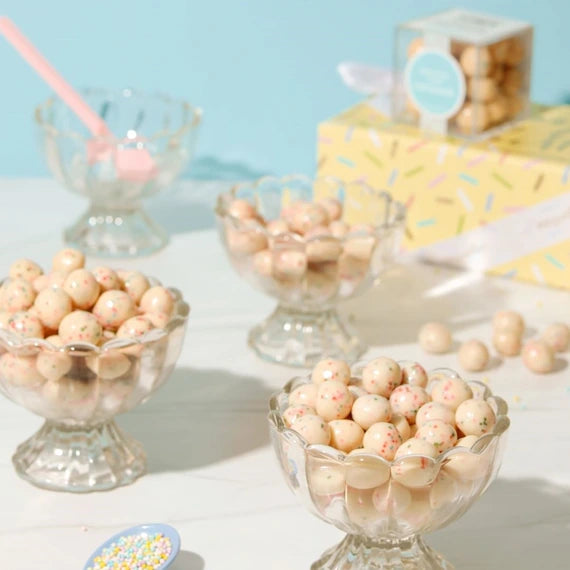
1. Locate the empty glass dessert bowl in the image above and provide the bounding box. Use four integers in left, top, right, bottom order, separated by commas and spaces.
215, 176, 405, 367
268, 366, 509, 569
0, 284, 189, 492
36, 88, 201, 257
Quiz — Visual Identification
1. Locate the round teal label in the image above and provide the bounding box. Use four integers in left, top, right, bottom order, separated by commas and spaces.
405, 49, 466, 118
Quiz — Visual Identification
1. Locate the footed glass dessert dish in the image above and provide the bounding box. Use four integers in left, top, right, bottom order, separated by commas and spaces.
268, 366, 509, 569
215, 176, 405, 367
36, 88, 201, 257
0, 286, 189, 492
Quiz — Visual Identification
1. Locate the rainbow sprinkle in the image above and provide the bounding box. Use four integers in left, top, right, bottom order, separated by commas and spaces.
404, 165, 424, 178
492, 172, 513, 189
545, 254, 565, 269
485, 193, 494, 212
459, 172, 478, 185
428, 173, 447, 188
417, 218, 436, 228
364, 150, 383, 168
88, 532, 172, 570
336, 156, 355, 168
387, 168, 399, 187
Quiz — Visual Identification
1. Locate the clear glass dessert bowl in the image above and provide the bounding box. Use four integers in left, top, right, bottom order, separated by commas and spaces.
36, 88, 202, 257
0, 285, 189, 492
268, 366, 510, 569
215, 176, 405, 367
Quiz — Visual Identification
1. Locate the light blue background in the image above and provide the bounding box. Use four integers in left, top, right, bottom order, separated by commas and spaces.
0, 0, 568, 179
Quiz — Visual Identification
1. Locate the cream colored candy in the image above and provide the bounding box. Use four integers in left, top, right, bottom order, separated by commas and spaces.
418, 322, 452, 354
315, 380, 353, 421
228, 198, 257, 220
59, 310, 103, 344
400, 361, 428, 388
460, 45, 493, 76
541, 323, 570, 353
290, 414, 331, 445
33, 288, 73, 330
227, 225, 268, 255
122, 271, 151, 304
329, 419, 364, 453
0, 353, 44, 388
372, 482, 412, 516
416, 402, 455, 429
362, 422, 402, 460
46, 271, 66, 289
348, 382, 368, 400
455, 399, 496, 436
36, 346, 72, 382
444, 435, 487, 481
522, 340, 555, 374
467, 77, 497, 102
415, 419, 457, 455
458, 339, 489, 372
289, 203, 329, 234
343, 226, 376, 261
455, 103, 490, 134
391, 438, 438, 488
283, 404, 316, 427
305, 229, 342, 263
91, 266, 121, 291
338, 253, 368, 282
116, 315, 153, 339
329, 220, 350, 239
63, 269, 100, 310
308, 463, 345, 496
493, 310, 524, 335
345, 448, 390, 489
317, 198, 342, 221
7, 311, 44, 339
487, 95, 508, 125
345, 487, 378, 526
42, 377, 94, 415
351, 394, 391, 430
9, 258, 43, 283
94, 290, 136, 329
273, 250, 307, 280
493, 330, 521, 357
52, 248, 85, 274
431, 376, 473, 411
2, 278, 36, 312
430, 470, 458, 509
266, 219, 289, 236
389, 385, 430, 425
311, 358, 351, 385
289, 383, 319, 408
32, 274, 49, 293
253, 249, 273, 277
391, 412, 412, 442
0, 311, 11, 329
361, 357, 401, 397
87, 352, 131, 380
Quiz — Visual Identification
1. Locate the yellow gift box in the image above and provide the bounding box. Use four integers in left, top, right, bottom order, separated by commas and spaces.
317, 102, 570, 290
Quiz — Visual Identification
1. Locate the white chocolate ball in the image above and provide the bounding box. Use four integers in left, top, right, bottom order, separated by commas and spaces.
444, 435, 487, 481
266, 219, 289, 236
343, 230, 375, 261
415, 420, 457, 455
91, 266, 121, 291
139, 286, 174, 316
273, 250, 307, 280
416, 402, 455, 429
122, 271, 151, 304
468, 76, 498, 102
0, 353, 44, 388
391, 412, 412, 442
362, 422, 402, 460
317, 198, 342, 221
289, 383, 318, 408
228, 198, 257, 220
33, 288, 73, 330
351, 394, 391, 430
493, 310, 525, 335
308, 463, 345, 496
455, 399, 496, 436
372, 482, 412, 516
289, 203, 329, 234
315, 380, 353, 421
487, 95, 508, 125
329, 220, 350, 239
431, 376, 473, 411
9, 259, 43, 283
418, 322, 452, 354
7, 311, 44, 338
52, 248, 85, 274
32, 274, 49, 293
460, 45, 493, 76
86, 352, 131, 380
2, 278, 36, 312
36, 349, 72, 382
143, 311, 171, 329
541, 323, 570, 353
282, 404, 316, 427
389, 385, 430, 425
345, 449, 390, 489
46, 271, 67, 289
63, 269, 100, 310
400, 361, 428, 387
0, 311, 11, 329
116, 315, 153, 339
391, 438, 438, 487
522, 340, 555, 374
329, 419, 364, 453
311, 358, 351, 385
458, 339, 489, 372
290, 414, 331, 445
253, 249, 273, 277
493, 330, 521, 357
93, 290, 136, 329
430, 470, 458, 510
361, 357, 402, 397
305, 231, 342, 263
455, 103, 490, 134
227, 225, 268, 255
59, 310, 103, 345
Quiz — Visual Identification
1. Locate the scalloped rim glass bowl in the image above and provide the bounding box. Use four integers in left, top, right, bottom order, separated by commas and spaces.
0, 285, 190, 493
268, 365, 510, 569
215, 175, 406, 367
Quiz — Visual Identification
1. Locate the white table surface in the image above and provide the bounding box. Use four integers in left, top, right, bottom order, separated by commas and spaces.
0, 179, 569, 570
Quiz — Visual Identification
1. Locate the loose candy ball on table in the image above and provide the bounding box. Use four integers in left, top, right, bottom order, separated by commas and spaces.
63, 269, 100, 310
315, 380, 353, 421
389, 385, 430, 425
458, 339, 489, 372
541, 323, 570, 353
290, 414, 331, 445
283, 404, 316, 427
9, 259, 43, 283
7, 311, 44, 338
492, 310, 525, 336
362, 422, 402, 461
289, 383, 318, 408
430, 376, 473, 411
418, 322, 452, 354
361, 357, 401, 397
391, 438, 438, 488
91, 266, 121, 291
400, 361, 428, 388
522, 340, 555, 374
415, 419, 458, 455
33, 288, 73, 330
493, 330, 521, 357
2, 278, 36, 312
311, 358, 351, 385
455, 399, 496, 436
93, 290, 136, 329
59, 310, 103, 345
351, 394, 391, 430
416, 401, 455, 429
52, 248, 85, 275
328, 419, 364, 453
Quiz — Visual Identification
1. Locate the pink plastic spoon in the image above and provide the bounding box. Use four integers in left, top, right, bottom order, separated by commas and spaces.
0, 16, 156, 181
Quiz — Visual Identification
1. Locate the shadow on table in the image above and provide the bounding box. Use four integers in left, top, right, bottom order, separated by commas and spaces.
171, 550, 205, 570
430, 478, 570, 569
342, 263, 509, 347
118, 366, 272, 473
